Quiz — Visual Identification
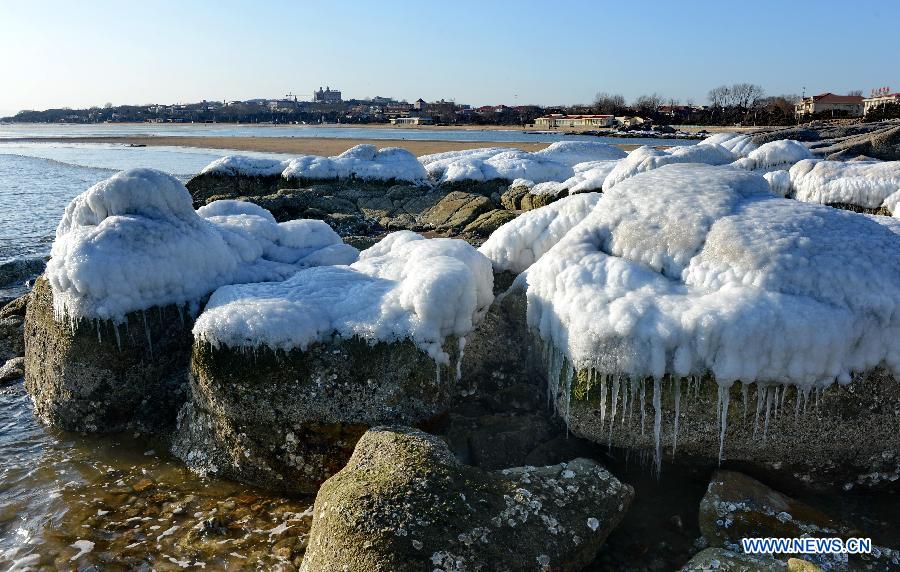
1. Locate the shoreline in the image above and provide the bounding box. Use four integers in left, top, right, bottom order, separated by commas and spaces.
0, 135, 648, 155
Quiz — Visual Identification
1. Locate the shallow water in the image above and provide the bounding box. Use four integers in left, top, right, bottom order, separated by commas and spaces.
0, 382, 313, 571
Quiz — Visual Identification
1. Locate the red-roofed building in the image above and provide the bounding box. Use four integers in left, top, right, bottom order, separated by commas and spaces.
795, 93, 864, 117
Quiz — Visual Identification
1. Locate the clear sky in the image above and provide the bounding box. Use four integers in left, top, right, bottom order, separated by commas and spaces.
1, 0, 897, 115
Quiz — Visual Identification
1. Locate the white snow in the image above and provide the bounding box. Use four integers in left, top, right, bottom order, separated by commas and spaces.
530, 160, 621, 196
282, 144, 427, 183
193, 231, 494, 363
731, 139, 813, 172
602, 144, 736, 190
789, 159, 900, 209
478, 193, 602, 274
525, 163, 900, 389
419, 142, 625, 185
47, 169, 357, 322
532, 141, 627, 166
763, 170, 791, 196
702, 132, 759, 157
200, 155, 289, 177
884, 189, 900, 216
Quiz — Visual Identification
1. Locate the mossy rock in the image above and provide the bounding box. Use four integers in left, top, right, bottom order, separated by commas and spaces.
300, 426, 633, 572
24, 277, 192, 433
173, 336, 462, 493
186, 172, 292, 207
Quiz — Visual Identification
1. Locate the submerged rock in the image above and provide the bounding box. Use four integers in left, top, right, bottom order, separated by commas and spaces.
172, 337, 462, 493
24, 278, 192, 432
698, 470, 849, 549
0, 356, 24, 384
300, 426, 633, 572
680, 547, 786, 571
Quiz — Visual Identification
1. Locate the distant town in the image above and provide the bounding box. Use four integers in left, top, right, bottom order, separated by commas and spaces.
4, 84, 899, 129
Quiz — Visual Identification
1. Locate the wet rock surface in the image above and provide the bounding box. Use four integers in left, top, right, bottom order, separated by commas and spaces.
173, 337, 461, 494
680, 547, 787, 571
300, 426, 634, 572
24, 277, 192, 433
0, 293, 27, 362
0, 356, 24, 384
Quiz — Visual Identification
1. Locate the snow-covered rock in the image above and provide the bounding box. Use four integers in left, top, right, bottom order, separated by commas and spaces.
703, 132, 759, 157
200, 156, 290, 177
479, 193, 602, 274
282, 144, 427, 183
420, 142, 625, 185
194, 231, 492, 363
731, 139, 813, 172
530, 159, 621, 197
789, 159, 900, 211
602, 144, 736, 190
46, 169, 355, 323
514, 163, 900, 476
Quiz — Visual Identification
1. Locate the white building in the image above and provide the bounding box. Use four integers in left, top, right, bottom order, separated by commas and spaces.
533, 114, 615, 128
863, 89, 900, 115
391, 116, 433, 125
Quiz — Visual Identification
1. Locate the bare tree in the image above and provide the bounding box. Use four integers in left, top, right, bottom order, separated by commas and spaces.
633, 93, 662, 111
593, 92, 625, 114
103, 102, 113, 109
708, 85, 730, 107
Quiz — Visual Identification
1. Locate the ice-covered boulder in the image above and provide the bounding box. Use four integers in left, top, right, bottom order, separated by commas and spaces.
282, 144, 428, 185
788, 159, 900, 214
299, 426, 633, 572
479, 193, 602, 275
420, 142, 626, 187
174, 232, 494, 491
702, 132, 759, 157
602, 143, 736, 190
484, 164, 900, 484
730, 139, 813, 172
26, 169, 356, 432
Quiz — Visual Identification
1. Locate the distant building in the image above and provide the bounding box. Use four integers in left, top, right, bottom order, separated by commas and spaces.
863, 88, 900, 115
391, 116, 433, 125
413, 98, 427, 110
794, 93, 864, 117
534, 114, 615, 128
313, 86, 342, 103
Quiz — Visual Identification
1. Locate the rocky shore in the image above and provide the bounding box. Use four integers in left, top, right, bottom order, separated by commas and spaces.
9, 121, 900, 570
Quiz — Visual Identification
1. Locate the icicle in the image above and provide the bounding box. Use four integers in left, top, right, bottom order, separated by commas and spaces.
608, 376, 621, 445
563, 365, 574, 427
141, 310, 152, 355
672, 377, 681, 457
763, 386, 773, 443
621, 378, 630, 427
435, 360, 441, 385
599, 373, 608, 426
772, 386, 780, 422
455, 337, 466, 383
794, 385, 801, 419
718, 384, 730, 465
753, 383, 764, 438
639, 379, 647, 437
652, 377, 662, 476
113, 322, 122, 352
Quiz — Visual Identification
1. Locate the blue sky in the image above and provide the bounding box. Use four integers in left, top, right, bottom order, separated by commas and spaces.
1, 0, 897, 115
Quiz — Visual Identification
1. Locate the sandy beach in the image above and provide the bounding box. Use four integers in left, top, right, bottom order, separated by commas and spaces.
0, 135, 647, 155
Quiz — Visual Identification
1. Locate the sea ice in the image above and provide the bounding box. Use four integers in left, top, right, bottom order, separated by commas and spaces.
47, 169, 356, 322
282, 144, 428, 183
788, 159, 900, 209
602, 144, 736, 190
702, 132, 759, 157
194, 231, 494, 363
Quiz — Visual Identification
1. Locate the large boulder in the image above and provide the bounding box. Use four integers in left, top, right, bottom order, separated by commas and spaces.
462, 209, 519, 239
172, 336, 463, 494
300, 426, 633, 572
24, 277, 192, 432
420, 191, 496, 233
815, 125, 900, 161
